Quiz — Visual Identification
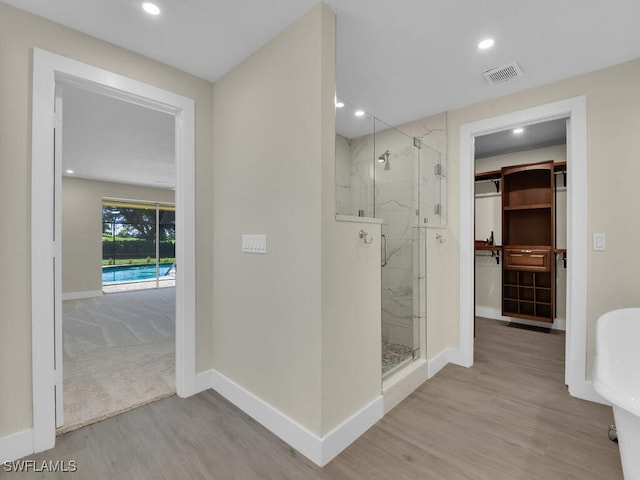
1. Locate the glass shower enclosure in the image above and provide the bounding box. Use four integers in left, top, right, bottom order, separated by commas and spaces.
374, 120, 421, 376
336, 101, 443, 378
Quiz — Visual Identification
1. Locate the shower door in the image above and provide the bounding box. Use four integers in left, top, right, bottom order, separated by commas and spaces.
374, 120, 421, 377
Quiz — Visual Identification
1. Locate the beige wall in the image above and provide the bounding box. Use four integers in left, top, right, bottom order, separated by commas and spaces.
444, 58, 640, 376
212, 4, 329, 435
474, 145, 567, 323
62, 177, 175, 294
0, 2, 213, 437
321, 7, 381, 433
5, 0, 639, 447
212, 4, 381, 436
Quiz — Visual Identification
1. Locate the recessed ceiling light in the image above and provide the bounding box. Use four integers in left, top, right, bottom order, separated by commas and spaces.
335, 101, 345, 108
478, 38, 494, 50
513, 128, 524, 134
65, 169, 74, 174
142, 2, 161, 15
354, 110, 365, 117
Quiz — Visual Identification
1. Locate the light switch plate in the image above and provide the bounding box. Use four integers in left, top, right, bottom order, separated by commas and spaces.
593, 233, 605, 251
242, 234, 267, 254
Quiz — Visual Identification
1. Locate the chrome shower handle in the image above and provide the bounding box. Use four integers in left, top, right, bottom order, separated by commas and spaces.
381, 234, 388, 267
359, 229, 373, 244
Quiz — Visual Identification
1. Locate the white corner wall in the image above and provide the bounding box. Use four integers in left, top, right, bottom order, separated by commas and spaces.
321, 5, 382, 435
211, 4, 384, 465
212, 4, 327, 436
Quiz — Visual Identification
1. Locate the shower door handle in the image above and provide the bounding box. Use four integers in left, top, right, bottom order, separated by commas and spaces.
381, 234, 388, 267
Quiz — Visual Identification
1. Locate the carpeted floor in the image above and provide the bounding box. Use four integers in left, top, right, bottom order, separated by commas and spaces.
59, 287, 176, 434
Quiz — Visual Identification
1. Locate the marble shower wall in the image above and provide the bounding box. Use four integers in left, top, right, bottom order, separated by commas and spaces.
374, 125, 418, 348
335, 111, 447, 220
335, 135, 352, 215
402, 112, 447, 227
398, 112, 448, 357
335, 132, 376, 217
335, 111, 447, 352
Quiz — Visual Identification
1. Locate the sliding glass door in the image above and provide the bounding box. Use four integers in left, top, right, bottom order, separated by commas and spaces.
102, 200, 175, 290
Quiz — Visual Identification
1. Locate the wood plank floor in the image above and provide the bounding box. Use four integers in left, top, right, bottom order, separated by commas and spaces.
6, 318, 622, 479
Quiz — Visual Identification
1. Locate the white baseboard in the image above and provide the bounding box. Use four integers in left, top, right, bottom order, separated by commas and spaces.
194, 370, 214, 394
0, 429, 33, 463
382, 359, 428, 414
428, 348, 453, 378
207, 369, 382, 467
569, 380, 608, 406
448, 347, 471, 368
210, 370, 321, 464
319, 396, 383, 466
61, 290, 103, 301
0, 370, 382, 466
476, 306, 566, 331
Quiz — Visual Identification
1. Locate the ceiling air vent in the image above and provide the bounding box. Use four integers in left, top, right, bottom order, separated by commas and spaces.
482, 61, 524, 86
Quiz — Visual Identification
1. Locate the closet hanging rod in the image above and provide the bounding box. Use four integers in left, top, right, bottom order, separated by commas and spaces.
475, 250, 501, 265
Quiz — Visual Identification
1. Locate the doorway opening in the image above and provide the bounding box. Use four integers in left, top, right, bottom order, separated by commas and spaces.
473, 119, 568, 380
31, 48, 197, 453
458, 96, 603, 404
56, 79, 180, 432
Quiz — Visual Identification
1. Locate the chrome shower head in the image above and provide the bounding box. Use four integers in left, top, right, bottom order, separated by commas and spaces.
378, 150, 390, 170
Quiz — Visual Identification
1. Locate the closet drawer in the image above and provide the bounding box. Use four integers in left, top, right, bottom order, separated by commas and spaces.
503, 248, 551, 272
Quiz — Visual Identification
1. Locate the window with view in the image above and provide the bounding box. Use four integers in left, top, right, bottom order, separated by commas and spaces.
101, 200, 175, 289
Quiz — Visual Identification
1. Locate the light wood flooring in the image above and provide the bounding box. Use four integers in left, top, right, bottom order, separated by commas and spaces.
8, 318, 622, 479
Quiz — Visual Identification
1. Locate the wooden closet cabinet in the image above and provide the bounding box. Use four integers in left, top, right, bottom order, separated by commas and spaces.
501, 161, 555, 322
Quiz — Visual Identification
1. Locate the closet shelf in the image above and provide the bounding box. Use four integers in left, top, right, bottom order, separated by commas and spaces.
503, 298, 552, 306
503, 283, 551, 290
475, 243, 501, 264
475, 244, 502, 251
503, 204, 552, 211
475, 170, 502, 182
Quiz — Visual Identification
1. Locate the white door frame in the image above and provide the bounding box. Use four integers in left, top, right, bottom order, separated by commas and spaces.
31, 48, 198, 453
458, 96, 605, 403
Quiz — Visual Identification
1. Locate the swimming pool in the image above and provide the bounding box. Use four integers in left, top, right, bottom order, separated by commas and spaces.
102, 263, 174, 284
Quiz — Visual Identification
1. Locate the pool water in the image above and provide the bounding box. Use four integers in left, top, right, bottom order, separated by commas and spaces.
102, 263, 174, 284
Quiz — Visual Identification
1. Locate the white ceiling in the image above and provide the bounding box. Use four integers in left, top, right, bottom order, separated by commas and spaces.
61, 82, 175, 188
9, 0, 640, 183
475, 118, 567, 159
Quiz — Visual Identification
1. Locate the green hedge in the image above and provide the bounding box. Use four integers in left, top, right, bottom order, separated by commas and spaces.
102, 239, 175, 260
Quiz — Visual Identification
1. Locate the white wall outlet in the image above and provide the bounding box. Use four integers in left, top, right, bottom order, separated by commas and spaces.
593, 233, 606, 251
242, 234, 267, 254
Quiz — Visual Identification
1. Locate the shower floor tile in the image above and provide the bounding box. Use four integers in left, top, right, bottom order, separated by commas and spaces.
382, 339, 413, 375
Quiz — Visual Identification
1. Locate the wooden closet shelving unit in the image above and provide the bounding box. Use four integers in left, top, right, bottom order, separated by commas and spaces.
500, 160, 555, 322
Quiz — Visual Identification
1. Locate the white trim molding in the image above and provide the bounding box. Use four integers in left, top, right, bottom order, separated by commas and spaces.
428, 348, 454, 378
206, 370, 383, 467
459, 96, 597, 402
61, 290, 103, 301
0, 429, 33, 464
194, 370, 216, 395
382, 359, 428, 414
319, 397, 384, 466
31, 48, 197, 456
